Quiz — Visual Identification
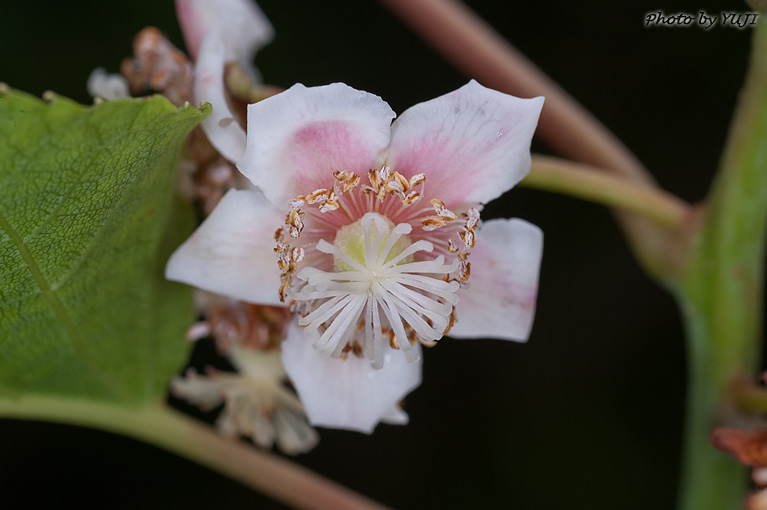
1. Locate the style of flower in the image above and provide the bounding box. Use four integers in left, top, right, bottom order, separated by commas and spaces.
167, 80, 544, 432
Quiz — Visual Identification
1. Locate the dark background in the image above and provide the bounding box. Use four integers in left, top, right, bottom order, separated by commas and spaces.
0, 0, 761, 508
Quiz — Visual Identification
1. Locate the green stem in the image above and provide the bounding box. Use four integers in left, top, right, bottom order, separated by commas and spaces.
675, 21, 767, 510
524, 155, 690, 229
0, 396, 391, 510
675, 293, 750, 510
735, 386, 767, 413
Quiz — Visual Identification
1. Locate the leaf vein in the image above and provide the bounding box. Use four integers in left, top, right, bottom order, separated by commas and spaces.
0, 207, 129, 399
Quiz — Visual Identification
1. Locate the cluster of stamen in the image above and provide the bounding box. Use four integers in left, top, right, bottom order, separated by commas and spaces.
420, 199, 479, 285
275, 226, 305, 301
275, 166, 430, 302
422, 199, 457, 231
363, 166, 425, 205
273, 165, 482, 368
275, 169, 368, 302
417, 203, 479, 332
455, 208, 480, 284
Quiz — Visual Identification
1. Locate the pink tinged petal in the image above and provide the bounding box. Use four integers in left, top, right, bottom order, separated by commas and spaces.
385, 80, 544, 209
176, 0, 274, 63
238, 83, 396, 206
281, 321, 421, 434
165, 188, 284, 306
194, 32, 247, 163
380, 405, 409, 425
450, 218, 543, 342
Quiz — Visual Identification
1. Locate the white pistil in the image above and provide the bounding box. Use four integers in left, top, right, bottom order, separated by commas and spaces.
292, 212, 459, 369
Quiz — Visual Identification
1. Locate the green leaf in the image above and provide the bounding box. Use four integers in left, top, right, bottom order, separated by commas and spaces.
0, 88, 209, 404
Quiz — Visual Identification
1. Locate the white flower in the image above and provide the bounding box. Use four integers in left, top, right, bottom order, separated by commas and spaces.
176, 0, 274, 163
175, 0, 273, 67
86, 68, 130, 100
167, 80, 544, 432
171, 347, 319, 455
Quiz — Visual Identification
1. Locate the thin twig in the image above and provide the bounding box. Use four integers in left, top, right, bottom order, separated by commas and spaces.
0, 397, 391, 510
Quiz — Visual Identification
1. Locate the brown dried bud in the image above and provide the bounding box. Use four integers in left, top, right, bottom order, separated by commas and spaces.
120, 27, 193, 106
711, 427, 767, 467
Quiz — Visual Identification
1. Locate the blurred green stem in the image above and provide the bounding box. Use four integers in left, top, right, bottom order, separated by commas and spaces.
674, 21, 767, 510
735, 385, 767, 412
0, 396, 390, 510
525, 155, 690, 229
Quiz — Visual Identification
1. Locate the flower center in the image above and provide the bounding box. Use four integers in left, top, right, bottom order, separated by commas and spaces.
332, 213, 413, 271
274, 166, 481, 369
292, 212, 460, 368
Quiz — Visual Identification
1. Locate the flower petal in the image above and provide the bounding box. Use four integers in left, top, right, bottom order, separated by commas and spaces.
238, 83, 396, 206
380, 405, 409, 425
166, 188, 284, 306
281, 320, 421, 433
86, 68, 130, 100
170, 370, 227, 411
450, 218, 543, 341
385, 80, 543, 209
194, 32, 248, 163
176, 0, 274, 63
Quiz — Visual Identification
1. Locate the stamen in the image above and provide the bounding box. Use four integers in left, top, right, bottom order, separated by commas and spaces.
274, 167, 478, 367
431, 199, 458, 221
422, 217, 446, 231
291, 212, 460, 368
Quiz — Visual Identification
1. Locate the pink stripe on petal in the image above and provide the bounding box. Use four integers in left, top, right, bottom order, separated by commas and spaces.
450, 218, 543, 342
176, 0, 206, 60
287, 120, 381, 186
239, 83, 395, 207
385, 80, 543, 210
